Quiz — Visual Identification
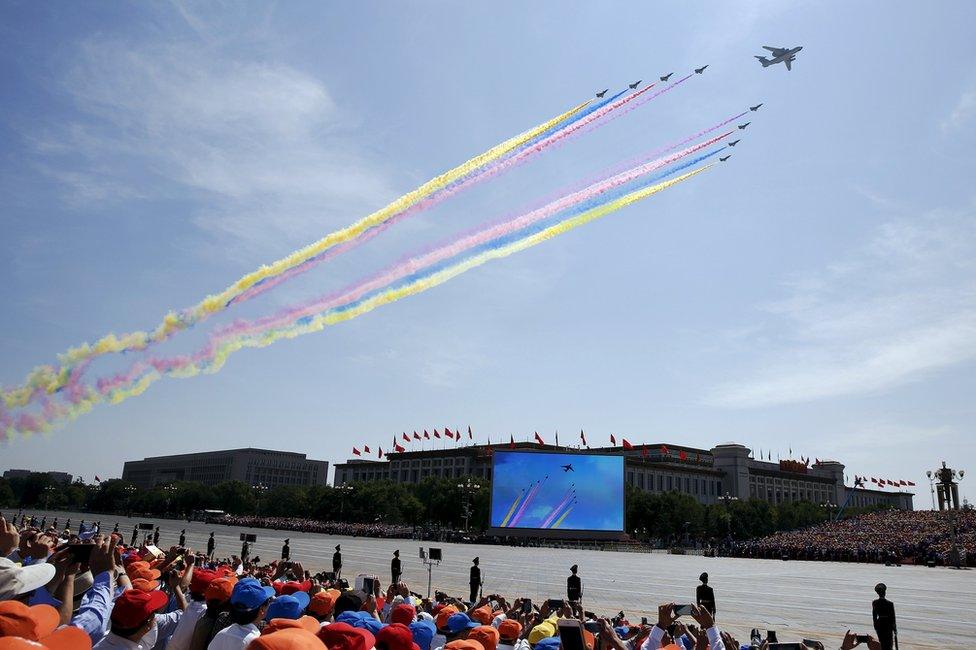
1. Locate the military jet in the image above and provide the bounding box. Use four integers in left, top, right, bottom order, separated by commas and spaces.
738, 122, 751, 130
562, 464, 574, 472
596, 89, 609, 98
728, 140, 740, 146
719, 155, 731, 162
755, 46, 802, 71
660, 72, 674, 82
750, 103, 763, 111
695, 65, 708, 74
629, 80, 642, 89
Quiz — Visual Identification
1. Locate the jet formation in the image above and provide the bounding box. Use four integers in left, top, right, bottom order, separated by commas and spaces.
659, 72, 673, 82
755, 45, 802, 70
629, 80, 642, 89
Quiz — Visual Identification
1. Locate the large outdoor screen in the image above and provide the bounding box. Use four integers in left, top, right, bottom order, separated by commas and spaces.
489, 450, 624, 533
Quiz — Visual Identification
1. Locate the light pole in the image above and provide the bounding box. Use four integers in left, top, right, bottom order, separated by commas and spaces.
336, 484, 353, 520
456, 478, 481, 532
43, 485, 57, 511
718, 492, 739, 538
820, 500, 837, 521
252, 483, 268, 516
926, 471, 936, 510
123, 485, 136, 517
163, 485, 177, 516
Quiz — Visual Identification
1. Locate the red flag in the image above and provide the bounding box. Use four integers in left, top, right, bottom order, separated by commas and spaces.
509, 434, 515, 449
378, 447, 384, 459
660, 445, 669, 455
468, 425, 473, 440
899, 480, 907, 486
534, 431, 545, 446
433, 429, 441, 439
580, 429, 587, 446
622, 438, 634, 450
352, 447, 361, 456
402, 432, 410, 442
395, 442, 405, 453
907, 480, 916, 486
423, 430, 430, 440
444, 428, 453, 439
641, 445, 648, 458
413, 431, 421, 440
679, 450, 687, 461
94, 475, 102, 482
815, 457, 820, 464
610, 433, 616, 446
364, 445, 371, 453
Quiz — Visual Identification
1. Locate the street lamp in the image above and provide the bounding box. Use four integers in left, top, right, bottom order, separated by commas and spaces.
456, 478, 482, 532
926, 471, 936, 510
718, 492, 739, 538
929, 462, 966, 568
43, 485, 57, 511
820, 500, 837, 521
252, 483, 268, 516
123, 485, 136, 517
335, 484, 354, 520
163, 485, 177, 516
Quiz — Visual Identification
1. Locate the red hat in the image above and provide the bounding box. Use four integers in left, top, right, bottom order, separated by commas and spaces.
189, 569, 219, 596
110, 589, 169, 628
0, 601, 92, 649
281, 580, 311, 595
377, 623, 420, 650
249, 627, 324, 649
497, 619, 522, 642
468, 626, 499, 650
318, 621, 376, 650
390, 603, 416, 626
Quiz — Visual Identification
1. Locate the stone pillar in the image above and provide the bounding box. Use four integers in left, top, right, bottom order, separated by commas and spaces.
815, 460, 847, 505
710, 443, 752, 499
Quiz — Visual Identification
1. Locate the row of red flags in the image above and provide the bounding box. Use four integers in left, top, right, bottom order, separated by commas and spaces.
854, 475, 915, 488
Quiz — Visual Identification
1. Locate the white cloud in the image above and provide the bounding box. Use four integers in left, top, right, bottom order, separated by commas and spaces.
942, 89, 976, 132
707, 207, 976, 408
28, 23, 392, 256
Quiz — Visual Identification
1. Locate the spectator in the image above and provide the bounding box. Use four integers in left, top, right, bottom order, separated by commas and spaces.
206, 579, 274, 650
92, 589, 170, 649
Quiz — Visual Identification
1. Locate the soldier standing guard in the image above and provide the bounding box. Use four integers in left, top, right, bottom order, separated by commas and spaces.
207, 532, 216, 559
469, 557, 482, 603
567, 565, 582, 602
872, 583, 897, 650
282, 539, 290, 561
696, 572, 716, 618
179, 529, 186, 547
391, 549, 401, 584
333, 545, 342, 578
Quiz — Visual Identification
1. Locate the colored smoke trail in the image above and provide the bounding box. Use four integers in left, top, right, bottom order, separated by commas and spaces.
551, 506, 573, 529
509, 476, 547, 527
3, 165, 713, 438
539, 488, 575, 528
1, 98, 594, 409
223, 87, 650, 308
500, 488, 526, 528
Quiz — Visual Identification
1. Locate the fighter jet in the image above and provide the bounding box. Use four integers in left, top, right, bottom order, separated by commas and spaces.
719, 155, 731, 162
562, 464, 574, 472
660, 72, 674, 82
629, 80, 642, 89
728, 139, 740, 146
596, 89, 609, 98
750, 103, 763, 112
738, 122, 751, 130
755, 46, 802, 71
695, 65, 708, 74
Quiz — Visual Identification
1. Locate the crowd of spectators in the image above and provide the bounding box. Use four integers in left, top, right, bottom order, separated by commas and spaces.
727, 509, 976, 566
0, 512, 896, 650
217, 516, 414, 540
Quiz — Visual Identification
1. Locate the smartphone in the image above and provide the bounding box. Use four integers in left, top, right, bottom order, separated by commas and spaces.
640, 617, 648, 626
557, 619, 586, 650
583, 621, 601, 635
363, 577, 376, 595
59, 543, 95, 563
547, 598, 564, 610
673, 604, 694, 617
855, 635, 871, 644
768, 644, 804, 650
521, 599, 533, 614
802, 640, 825, 650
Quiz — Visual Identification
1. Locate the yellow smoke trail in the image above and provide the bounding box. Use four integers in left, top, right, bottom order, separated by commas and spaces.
3, 165, 710, 437
3, 99, 593, 407
552, 507, 573, 529
500, 490, 525, 527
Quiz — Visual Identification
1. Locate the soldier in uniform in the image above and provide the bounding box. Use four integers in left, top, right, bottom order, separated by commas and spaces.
872, 583, 896, 650
469, 557, 482, 603
391, 549, 402, 585
179, 529, 186, 547
333, 545, 343, 578
241, 538, 250, 564
152, 526, 160, 546
130, 525, 139, 547
567, 565, 582, 602
207, 532, 216, 559
696, 572, 716, 617
282, 539, 291, 561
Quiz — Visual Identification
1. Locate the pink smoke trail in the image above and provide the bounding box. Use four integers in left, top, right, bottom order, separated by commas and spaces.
227, 82, 675, 307
510, 476, 548, 527
539, 488, 575, 528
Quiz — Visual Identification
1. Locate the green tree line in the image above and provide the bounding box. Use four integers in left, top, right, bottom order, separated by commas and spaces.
1, 474, 888, 539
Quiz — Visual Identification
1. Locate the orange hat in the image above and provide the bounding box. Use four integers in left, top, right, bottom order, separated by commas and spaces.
128, 566, 162, 582
130, 578, 160, 592
309, 590, 337, 617
470, 607, 492, 626
0, 627, 92, 650
0, 602, 92, 650
583, 630, 595, 650
206, 576, 237, 603
262, 616, 320, 635
435, 605, 459, 631
249, 627, 324, 649
497, 619, 522, 642
468, 626, 499, 650
445, 641, 484, 650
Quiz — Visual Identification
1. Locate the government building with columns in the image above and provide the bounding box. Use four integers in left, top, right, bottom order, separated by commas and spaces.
333, 441, 913, 510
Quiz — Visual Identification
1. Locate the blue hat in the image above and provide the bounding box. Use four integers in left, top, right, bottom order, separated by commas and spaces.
265, 592, 311, 620
447, 613, 479, 633
337, 610, 385, 635
614, 626, 630, 638
230, 579, 276, 611
410, 620, 436, 650
535, 638, 561, 650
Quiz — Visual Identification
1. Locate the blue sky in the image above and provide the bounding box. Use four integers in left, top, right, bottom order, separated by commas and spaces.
1, 2, 974, 506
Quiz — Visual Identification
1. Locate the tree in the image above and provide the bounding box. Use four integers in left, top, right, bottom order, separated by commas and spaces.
213, 481, 257, 514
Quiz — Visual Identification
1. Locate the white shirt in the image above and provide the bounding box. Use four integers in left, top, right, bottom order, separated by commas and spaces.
93, 612, 180, 650
207, 623, 260, 650
164, 600, 206, 650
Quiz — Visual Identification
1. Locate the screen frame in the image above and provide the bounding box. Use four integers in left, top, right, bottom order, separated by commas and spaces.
486, 449, 627, 540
